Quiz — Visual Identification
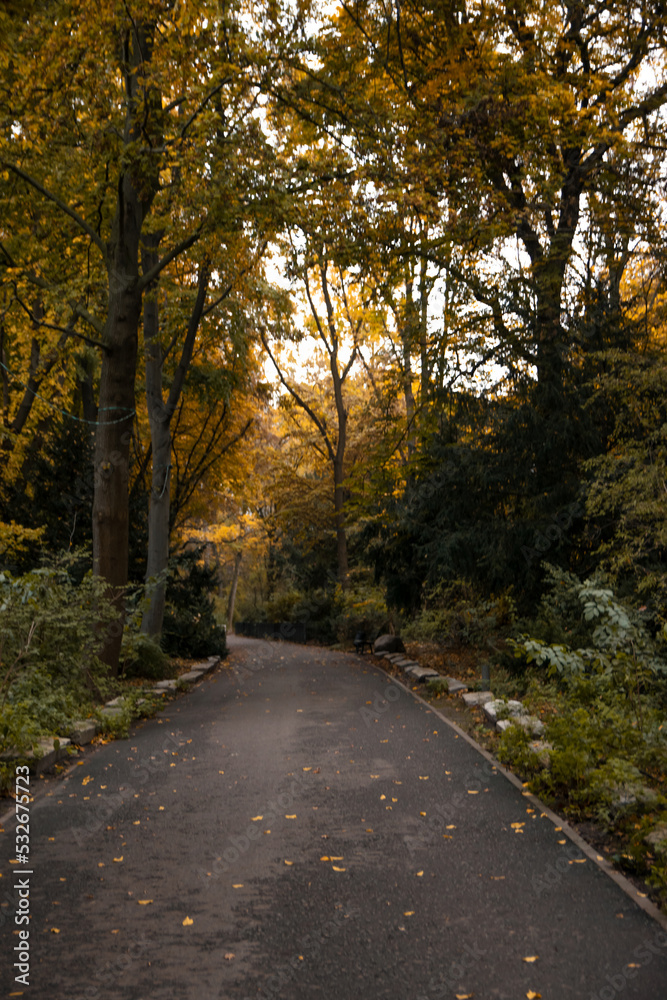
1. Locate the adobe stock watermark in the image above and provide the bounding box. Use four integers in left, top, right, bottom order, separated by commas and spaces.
67, 729, 184, 847
416, 939, 486, 999
404, 759, 500, 857
69, 933, 150, 1000
588, 928, 667, 1000
196, 764, 318, 887
531, 839, 587, 896
358, 680, 403, 727
240, 904, 359, 1000
521, 500, 583, 567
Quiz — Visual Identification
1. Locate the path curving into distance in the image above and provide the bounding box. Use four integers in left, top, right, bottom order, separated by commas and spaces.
1, 635, 666, 999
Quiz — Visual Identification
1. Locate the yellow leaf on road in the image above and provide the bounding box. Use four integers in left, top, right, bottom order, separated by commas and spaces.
251, 816, 263, 821
182, 916, 193, 926
285, 814, 297, 819
404, 911, 414, 916
467, 790, 479, 795
284, 860, 294, 866
332, 866, 346, 872
113, 857, 123, 863
138, 900, 153, 905
50, 927, 60, 934
419, 776, 429, 780
416, 871, 423, 877
232, 884, 243, 888
527, 992, 542, 999
523, 956, 539, 962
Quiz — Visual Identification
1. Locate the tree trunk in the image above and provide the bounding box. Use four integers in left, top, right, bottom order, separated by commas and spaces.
93, 282, 141, 669
333, 454, 349, 589
226, 550, 242, 631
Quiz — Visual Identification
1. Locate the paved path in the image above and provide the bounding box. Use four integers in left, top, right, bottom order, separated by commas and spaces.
2, 636, 667, 999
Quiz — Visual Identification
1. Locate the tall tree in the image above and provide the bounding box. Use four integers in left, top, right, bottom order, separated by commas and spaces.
0, 0, 284, 668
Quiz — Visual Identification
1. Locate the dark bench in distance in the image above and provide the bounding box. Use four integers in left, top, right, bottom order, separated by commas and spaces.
354, 631, 374, 654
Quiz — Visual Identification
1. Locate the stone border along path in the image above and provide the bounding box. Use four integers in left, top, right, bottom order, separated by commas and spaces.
369, 643, 667, 932
5, 656, 221, 775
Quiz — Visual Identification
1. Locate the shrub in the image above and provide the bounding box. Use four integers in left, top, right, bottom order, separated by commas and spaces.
161, 547, 227, 658
0, 559, 118, 755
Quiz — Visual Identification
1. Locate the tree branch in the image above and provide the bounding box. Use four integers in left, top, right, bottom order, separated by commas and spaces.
137, 228, 203, 291
3, 162, 106, 254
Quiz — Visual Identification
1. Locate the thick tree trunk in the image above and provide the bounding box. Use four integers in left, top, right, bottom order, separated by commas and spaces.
93, 283, 141, 669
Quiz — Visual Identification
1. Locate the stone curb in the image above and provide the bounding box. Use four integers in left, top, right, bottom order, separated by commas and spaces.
2, 655, 223, 774
368, 659, 667, 932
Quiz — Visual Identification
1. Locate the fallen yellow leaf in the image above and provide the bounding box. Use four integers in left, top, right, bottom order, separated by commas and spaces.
420, 811, 426, 816
224, 952, 235, 960
467, 790, 479, 795
526, 992, 541, 999
419, 776, 429, 780
456, 994, 473, 999
380, 794, 386, 800
416, 871, 424, 877
404, 911, 414, 916
511, 823, 525, 829
137, 900, 153, 905
251, 816, 263, 821
523, 956, 539, 963
113, 857, 123, 863
232, 884, 244, 889
82, 776, 93, 785
285, 814, 297, 819
182, 916, 193, 926
332, 866, 346, 872
50, 928, 60, 934
284, 860, 294, 866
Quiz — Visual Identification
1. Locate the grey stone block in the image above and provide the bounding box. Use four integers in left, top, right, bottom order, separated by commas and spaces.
179, 669, 206, 683
69, 721, 98, 745
483, 698, 526, 723
406, 666, 441, 682
462, 691, 495, 708
33, 737, 71, 773
444, 677, 468, 694
154, 679, 178, 691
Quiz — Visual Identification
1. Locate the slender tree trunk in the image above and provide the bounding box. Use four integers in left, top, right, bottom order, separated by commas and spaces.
140, 250, 210, 639
226, 550, 242, 630
333, 464, 349, 589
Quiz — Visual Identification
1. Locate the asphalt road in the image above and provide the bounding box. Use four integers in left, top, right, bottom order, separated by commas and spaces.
1, 636, 667, 1000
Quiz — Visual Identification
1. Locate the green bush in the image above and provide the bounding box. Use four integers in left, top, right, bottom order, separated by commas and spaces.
404, 579, 517, 647
161, 547, 227, 658
504, 568, 667, 825
0, 559, 118, 755
120, 632, 172, 680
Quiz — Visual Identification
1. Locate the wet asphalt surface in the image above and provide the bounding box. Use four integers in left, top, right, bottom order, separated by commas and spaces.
1, 635, 667, 1000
